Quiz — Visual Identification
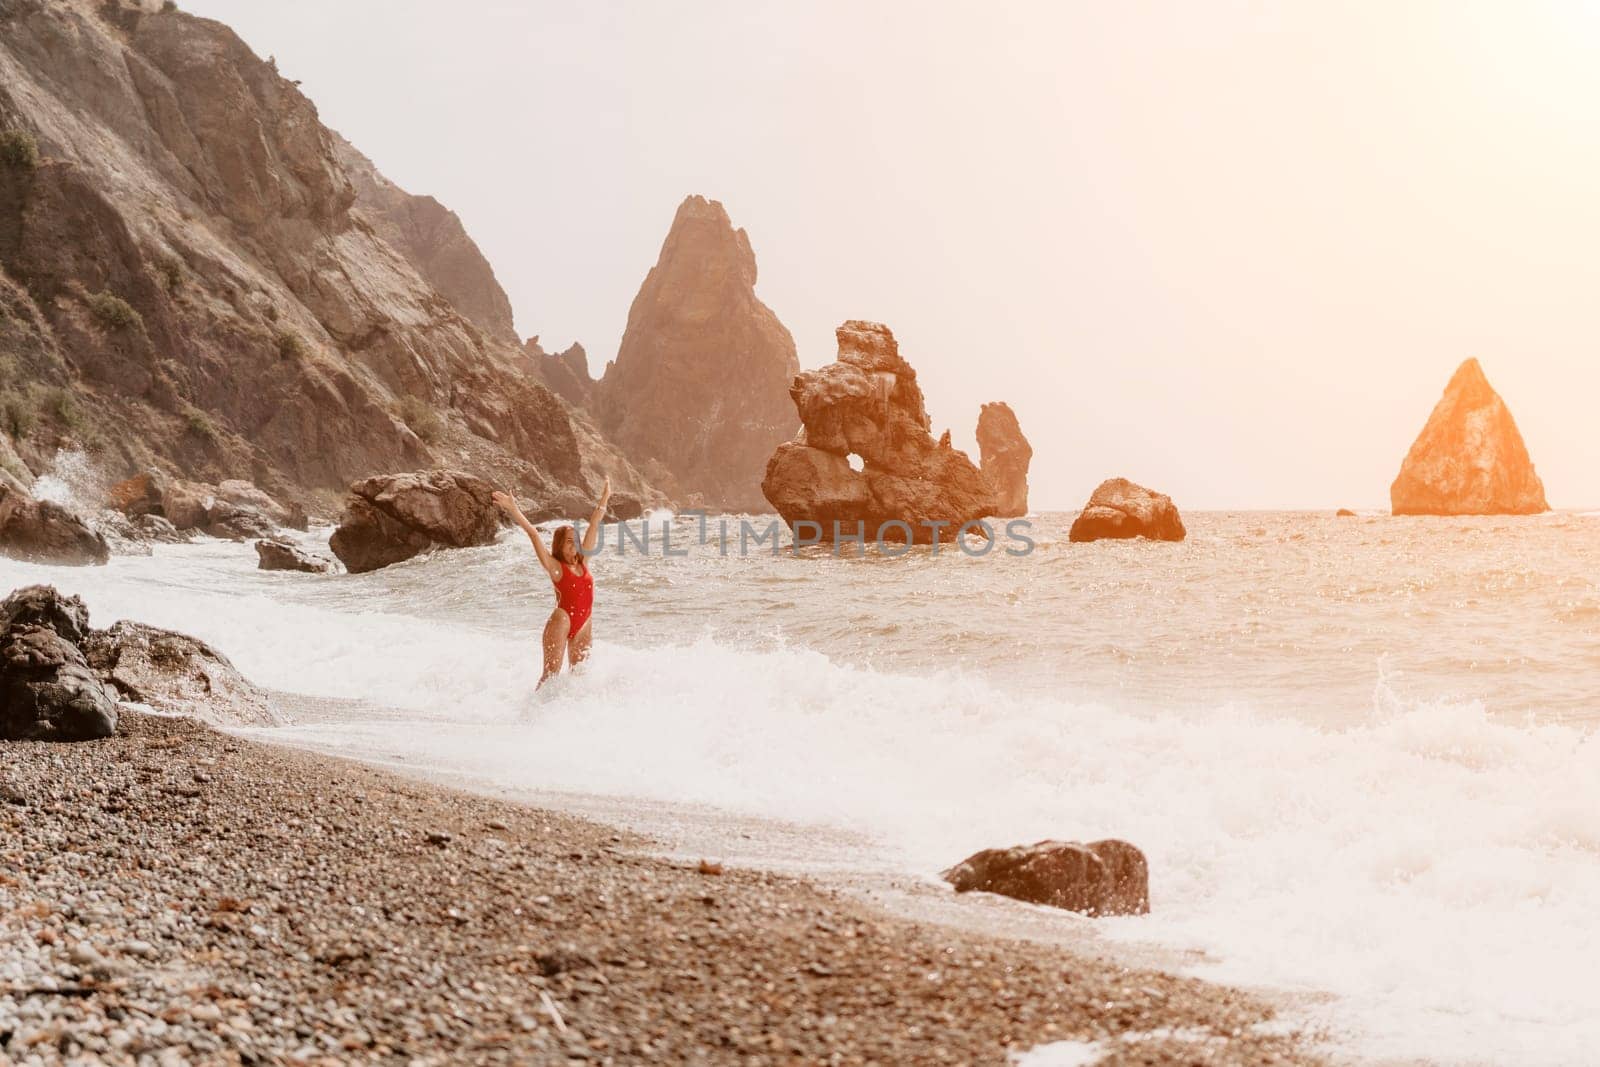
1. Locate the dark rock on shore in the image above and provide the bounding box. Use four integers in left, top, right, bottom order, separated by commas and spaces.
605, 495, 645, 522
943, 838, 1150, 917
110, 470, 281, 540
1069, 478, 1186, 543
1335, 508, 1357, 517
976, 401, 1032, 517
83, 621, 279, 727
329, 469, 502, 573
1390, 359, 1548, 516
255, 538, 334, 573
0, 587, 117, 741
0, 481, 111, 565
597, 196, 800, 511
762, 321, 999, 542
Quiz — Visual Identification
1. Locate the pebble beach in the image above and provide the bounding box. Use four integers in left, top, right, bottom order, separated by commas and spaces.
0, 712, 1320, 1066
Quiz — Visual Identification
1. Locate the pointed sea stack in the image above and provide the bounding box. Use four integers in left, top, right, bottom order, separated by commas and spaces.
596, 196, 799, 511
975, 402, 1032, 517
1390, 359, 1548, 516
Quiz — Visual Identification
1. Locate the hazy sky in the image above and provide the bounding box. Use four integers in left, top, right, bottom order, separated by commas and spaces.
185, 1, 1600, 509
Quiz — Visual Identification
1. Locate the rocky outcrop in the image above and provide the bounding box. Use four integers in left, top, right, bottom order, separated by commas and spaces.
1390, 359, 1548, 516
1068, 478, 1185, 543
761, 322, 997, 541
943, 839, 1150, 917
975, 402, 1031, 517
527, 338, 596, 412
255, 538, 333, 573
596, 196, 799, 510
0, 480, 111, 565
334, 133, 518, 347
329, 469, 501, 573
0, 586, 116, 740
83, 620, 278, 727
1335, 508, 1357, 518
0, 2, 656, 519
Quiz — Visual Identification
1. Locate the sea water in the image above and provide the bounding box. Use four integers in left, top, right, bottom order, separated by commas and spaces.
4, 509, 1598, 1065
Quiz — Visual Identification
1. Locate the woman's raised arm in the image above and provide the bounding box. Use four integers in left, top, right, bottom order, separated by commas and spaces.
493, 491, 561, 582
581, 476, 612, 557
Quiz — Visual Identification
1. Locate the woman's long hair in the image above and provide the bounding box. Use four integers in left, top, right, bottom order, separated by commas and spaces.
551, 525, 578, 567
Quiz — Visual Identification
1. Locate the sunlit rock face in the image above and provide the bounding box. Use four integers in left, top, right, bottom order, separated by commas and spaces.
1068, 478, 1185, 543
1390, 359, 1548, 516
761, 321, 998, 542
596, 196, 799, 511
976, 402, 1031, 517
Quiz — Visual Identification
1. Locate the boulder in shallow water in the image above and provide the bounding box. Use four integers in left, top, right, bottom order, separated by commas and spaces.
202, 503, 278, 541
83, 621, 279, 727
1390, 359, 1548, 516
329, 469, 502, 573
108, 469, 167, 517
1068, 478, 1185, 543
1335, 508, 1357, 518
942, 838, 1149, 916
255, 538, 333, 574
0, 586, 116, 741
216, 479, 296, 527
0, 482, 111, 565
605, 494, 644, 522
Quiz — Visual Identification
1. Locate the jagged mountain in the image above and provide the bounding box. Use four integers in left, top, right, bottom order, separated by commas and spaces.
596, 195, 799, 512
0, 0, 656, 513
333, 133, 519, 349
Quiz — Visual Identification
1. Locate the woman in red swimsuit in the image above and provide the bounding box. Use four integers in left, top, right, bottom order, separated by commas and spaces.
492, 477, 610, 688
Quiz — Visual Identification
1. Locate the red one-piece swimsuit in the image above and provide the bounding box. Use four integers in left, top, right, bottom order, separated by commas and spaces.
555, 561, 593, 632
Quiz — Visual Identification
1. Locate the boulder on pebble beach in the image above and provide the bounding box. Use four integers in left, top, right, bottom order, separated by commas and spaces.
109, 470, 288, 540
83, 621, 280, 727
1068, 478, 1185, 543
0, 586, 118, 741
255, 538, 334, 574
0, 586, 281, 738
0, 480, 111, 565
942, 838, 1150, 917
329, 469, 502, 574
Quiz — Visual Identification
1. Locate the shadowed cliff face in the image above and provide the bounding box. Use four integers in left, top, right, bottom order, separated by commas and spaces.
0, 0, 656, 512
1390, 359, 1547, 516
597, 196, 799, 511
334, 134, 519, 348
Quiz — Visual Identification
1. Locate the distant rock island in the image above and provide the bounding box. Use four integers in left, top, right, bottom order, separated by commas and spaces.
595, 196, 800, 512
762, 321, 1020, 542
1391, 359, 1548, 516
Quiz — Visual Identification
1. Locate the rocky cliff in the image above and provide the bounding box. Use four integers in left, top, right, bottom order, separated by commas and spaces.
1390, 359, 1548, 516
333, 133, 519, 348
596, 196, 798, 511
525, 337, 595, 411
0, 0, 655, 514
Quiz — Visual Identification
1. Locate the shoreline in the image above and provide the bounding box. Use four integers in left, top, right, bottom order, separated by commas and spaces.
1, 711, 1325, 1065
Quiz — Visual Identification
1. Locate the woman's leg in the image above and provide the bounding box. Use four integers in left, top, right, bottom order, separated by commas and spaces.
567, 619, 592, 667
538, 610, 570, 688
